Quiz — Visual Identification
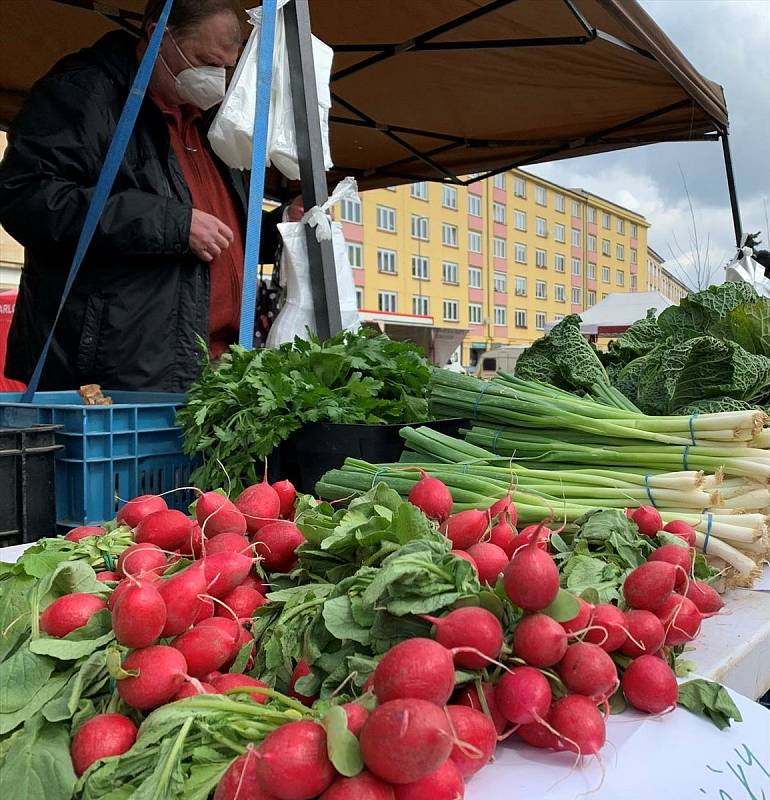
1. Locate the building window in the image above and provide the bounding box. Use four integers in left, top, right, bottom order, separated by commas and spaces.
572, 200, 580, 217
602, 212, 611, 229
571, 228, 581, 247
616, 218, 625, 234
536, 217, 548, 237
410, 181, 428, 200
587, 262, 596, 279
442, 185, 458, 209
442, 223, 458, 247
468, 267, 482, 288
630, 248, 637, 264
376, 205, 396, 232
602, 266, 611, 283
514, 210, 527, 231
412, 295, 429, 316
355, 287, 363, 309
554, 313, 565, 322
493, 202, 506, 224
347, 242, 362, 268
554, 223, 566, 243
378, 290, 397, 312
515, 309, 527, 328
468, 303, 482, 324
494, 306, 507, 325
493, 237, 506, 259
536, 249, 547, 269
587, 206, 597, 223
602, 239, 611, 257
554, 193, 565, 213
514, 176, 526, 198
616, 244, 625, 260
340, 197, 362, 223
515, 276, 527, 296
587, 290, 596, 306
571, 258, 581, 276
443, 299, 459, 321
411, 215, 429, 240
493, 173, 506, 190
535, 280, 547, 299
631, 274, 638, 291
377, 249, 397, 273
535, 311, 547, 330
468, 231, 482, 253
555, 284, 566, 302
412, 255, 429, 279
554, 254, 566, 273
468, 193, 482, 216
494, 271, 507, 292
587, 234, 596, 252
442, 261, 459, 284
616, 269, 625, 286
515, 243, 527, 264
571, 287, 581, 305
536, 186, 547, 206
631, 223, 638, 238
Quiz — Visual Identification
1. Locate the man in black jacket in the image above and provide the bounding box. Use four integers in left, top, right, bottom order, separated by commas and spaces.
0, 0, 293, 392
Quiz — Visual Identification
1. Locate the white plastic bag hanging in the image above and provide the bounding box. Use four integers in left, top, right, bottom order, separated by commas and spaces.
725, 246, 770, 298
266, 179, 361, 346
208, 2, 333, 178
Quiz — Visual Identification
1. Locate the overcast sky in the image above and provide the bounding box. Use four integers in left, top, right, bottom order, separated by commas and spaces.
527, 0, 770, 290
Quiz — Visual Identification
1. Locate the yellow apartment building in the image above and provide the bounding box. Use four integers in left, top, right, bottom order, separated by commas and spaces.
646, 246, 689, 303
343, 168, 649, 368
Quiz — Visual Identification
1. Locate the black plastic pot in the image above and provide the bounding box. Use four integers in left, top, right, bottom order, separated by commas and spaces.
274, 418, 467, 496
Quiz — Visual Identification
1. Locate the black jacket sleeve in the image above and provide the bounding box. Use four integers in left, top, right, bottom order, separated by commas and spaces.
0, 71, 192, 260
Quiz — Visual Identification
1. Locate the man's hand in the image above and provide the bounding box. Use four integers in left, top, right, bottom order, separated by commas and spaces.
287, 195, 304, 222
189, 209, 234, 262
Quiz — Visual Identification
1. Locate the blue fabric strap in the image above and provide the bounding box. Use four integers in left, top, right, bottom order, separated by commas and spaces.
472, 382, 490, 418
682, 445, 690, 471
644, 474, 656, 508
492, 428, 504, 455
703, 513, 714, 554
688, 413, 699, 446
22, 0, 174, 401
238, 0, 278, 349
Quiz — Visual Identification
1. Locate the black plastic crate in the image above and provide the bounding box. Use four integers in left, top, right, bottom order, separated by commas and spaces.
0, 425, 61, 546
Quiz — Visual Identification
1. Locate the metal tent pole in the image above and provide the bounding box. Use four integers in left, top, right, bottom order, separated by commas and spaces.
284, 0, 342, 340
721, 131, 743, 248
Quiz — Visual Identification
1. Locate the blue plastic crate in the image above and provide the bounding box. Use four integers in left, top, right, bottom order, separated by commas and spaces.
0, 392, 194, 528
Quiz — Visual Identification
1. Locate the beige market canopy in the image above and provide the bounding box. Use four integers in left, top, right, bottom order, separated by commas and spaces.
0, 0, 731, 194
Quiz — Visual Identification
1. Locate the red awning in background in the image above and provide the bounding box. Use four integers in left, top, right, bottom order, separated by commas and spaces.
0, 290, 25, 391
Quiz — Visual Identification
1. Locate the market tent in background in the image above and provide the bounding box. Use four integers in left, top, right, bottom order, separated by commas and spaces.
0, 0, 729, 197
544, 290, 673, 335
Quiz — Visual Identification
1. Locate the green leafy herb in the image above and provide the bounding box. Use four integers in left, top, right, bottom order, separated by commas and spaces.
677, 678, 743, 730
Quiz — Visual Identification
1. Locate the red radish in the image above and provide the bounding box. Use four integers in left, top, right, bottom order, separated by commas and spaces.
488, 518, 517, 557
516, 718, 560, 750
662, 520, 697, 547
393, 758, 464, 800
272, 480, 297, 519
70, 713, 137, 776
584, 603, 628, 653
214, 750, 275, 800
512, 613, 567, 667
648, 544, 692, 590
253, 521, 305, 572
197, 491, 247, 537
179, 522, 204, 558
289, 659, 317, 705
511, 524, 550, 555
112, 581, 167, 648
321, 772, 394, 800
373, 638, 455, 706
503, 537, 560, 611
193, 596, 215, 624
172, 624, 237, 678
623, 561, 677, 611
558, 642, 618, 701
489, 496, 518, 527
174, 681, 216, 700
621, 654, 678, 714
117, 542, 166, 578
465, 542, 508, 585
205, 533, 251, 556
550, 694, 606, 755
407, 471, 453, 522
134, 509, 194, 551
360, 699, 452, 784
204, 552, 254, 598
117, 645, 188, 709
197, 617, 243, 659
630, 505, 663, 537
212, 673, 269, 703
108, 574, 159, 611
236, 479, 281, 535
440, 509, 488, 550
217, 585, 267, 620
494, 666, 551, 725
223, 625, 255, 672
619, 610, 666, 658
685, 580, 724, 617
656, 594, 702, 645
96, 571, 120, 582
446, 705, 496, 778
342, 702, 370, 736
240, 574, 268, 593
254, 720, 335, 800
455, 682, 506, 734
451, 550, 478, 572
561, 597, 593, 636
65, 525, 105, 543
423, 607, 503, 669
117, 494, 167, 529
158, 561, 208, 636
40, 593, 106, 638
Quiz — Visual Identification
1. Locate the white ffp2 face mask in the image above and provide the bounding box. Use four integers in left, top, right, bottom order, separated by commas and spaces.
163, 33, 226, 110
